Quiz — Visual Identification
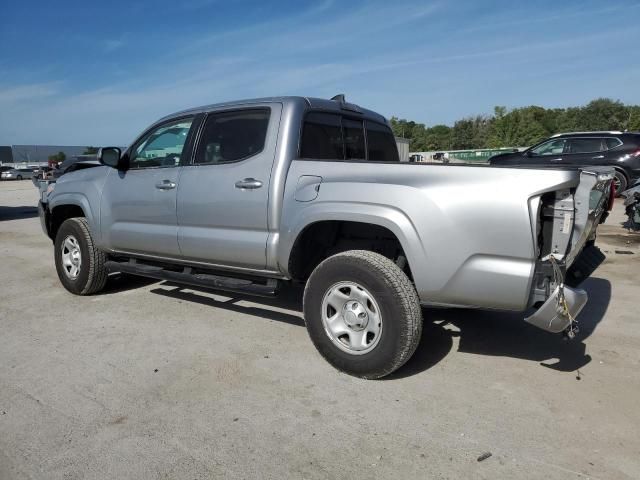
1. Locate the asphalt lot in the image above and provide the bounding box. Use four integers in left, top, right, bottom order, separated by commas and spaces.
1, 179, 639, 480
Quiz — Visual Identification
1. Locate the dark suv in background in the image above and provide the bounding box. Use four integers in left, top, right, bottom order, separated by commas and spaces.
489, 131, 640, 193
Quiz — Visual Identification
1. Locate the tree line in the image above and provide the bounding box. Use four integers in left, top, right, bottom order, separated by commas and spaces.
391, 98, 640, 152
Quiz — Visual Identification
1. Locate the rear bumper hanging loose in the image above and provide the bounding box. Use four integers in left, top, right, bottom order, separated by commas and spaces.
524, 284, 588, 334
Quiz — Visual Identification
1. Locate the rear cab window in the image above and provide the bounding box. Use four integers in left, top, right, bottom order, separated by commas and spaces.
366, 121, 399, 162
300, 111, 399, 162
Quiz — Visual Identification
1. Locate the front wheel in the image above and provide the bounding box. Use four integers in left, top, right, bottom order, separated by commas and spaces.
303, 250, 423, 379
54, 217, 108, 295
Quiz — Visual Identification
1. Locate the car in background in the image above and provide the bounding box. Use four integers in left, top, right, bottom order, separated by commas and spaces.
52, 158, 100, 179
0, 166, 14, 178
31, 166, 53, 179
1, 167, 36, 180
488, 131, 640, 193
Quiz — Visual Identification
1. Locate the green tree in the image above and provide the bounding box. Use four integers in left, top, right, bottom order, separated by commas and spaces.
421, 125, 449, 150
626, 106, 640, 131
576, 98, 628, 131
451, 116, 492, 149
48, 151, 66, 164
393, 98, 640, 151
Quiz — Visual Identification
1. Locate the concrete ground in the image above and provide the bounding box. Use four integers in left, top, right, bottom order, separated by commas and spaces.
0, 179, 638, 480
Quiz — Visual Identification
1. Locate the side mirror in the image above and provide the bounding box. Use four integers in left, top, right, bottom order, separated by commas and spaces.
98, 147, 121, 168
525, 150, 533, 157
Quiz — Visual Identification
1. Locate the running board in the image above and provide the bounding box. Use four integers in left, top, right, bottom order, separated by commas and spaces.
105, 260, 279, 297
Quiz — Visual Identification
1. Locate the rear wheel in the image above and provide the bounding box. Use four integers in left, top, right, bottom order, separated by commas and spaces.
16, 175, 22, 180
54, 217, 108, 295
303, 250, 423, 379
613, 171, 628, 196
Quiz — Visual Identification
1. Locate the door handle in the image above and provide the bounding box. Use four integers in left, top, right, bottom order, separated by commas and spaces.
549, 158, 563, 162
155, 180, 177, 190
235, 178, 263, 189
592, 155, 605, 159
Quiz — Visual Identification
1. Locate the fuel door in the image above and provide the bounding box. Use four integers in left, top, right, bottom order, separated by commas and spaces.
294, 175, 322, 202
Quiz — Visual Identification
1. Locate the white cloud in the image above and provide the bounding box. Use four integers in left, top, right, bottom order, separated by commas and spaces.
0, 83, 59, 104
103, 38, 126, 53
1, 0, 638, 144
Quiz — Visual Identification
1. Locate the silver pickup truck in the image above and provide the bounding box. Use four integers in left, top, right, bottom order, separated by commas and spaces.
39, 95, 615, 378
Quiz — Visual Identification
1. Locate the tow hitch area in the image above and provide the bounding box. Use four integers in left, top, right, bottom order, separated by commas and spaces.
525, 285, 588, 335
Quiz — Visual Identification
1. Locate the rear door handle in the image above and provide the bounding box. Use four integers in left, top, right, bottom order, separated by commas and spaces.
549, 158, 563, 162
592, 155, 605, 159
155, 180, 177, 190
235, 178, 263, 189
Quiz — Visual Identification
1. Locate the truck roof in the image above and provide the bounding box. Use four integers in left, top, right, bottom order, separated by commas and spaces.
157, 96, 388, 126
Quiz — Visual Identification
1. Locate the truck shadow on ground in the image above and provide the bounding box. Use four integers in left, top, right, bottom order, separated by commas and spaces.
0, 205, 38, 221
387, 276, 611, 379
116, 275, 610, 379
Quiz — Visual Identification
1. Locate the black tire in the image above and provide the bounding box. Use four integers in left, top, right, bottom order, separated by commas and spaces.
303, 250, 423, 379
54, 217, 108, 295
614, 171, 628, 196
16, 175, 22, 180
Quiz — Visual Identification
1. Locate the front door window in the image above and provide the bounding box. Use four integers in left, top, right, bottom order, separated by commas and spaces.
130, 119, 193, 169
530, 139, 567, 156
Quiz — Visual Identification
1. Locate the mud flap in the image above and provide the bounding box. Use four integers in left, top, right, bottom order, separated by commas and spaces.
524, 285, 588, 333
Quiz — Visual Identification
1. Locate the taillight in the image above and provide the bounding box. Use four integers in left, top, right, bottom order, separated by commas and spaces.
607, 181, 615, 211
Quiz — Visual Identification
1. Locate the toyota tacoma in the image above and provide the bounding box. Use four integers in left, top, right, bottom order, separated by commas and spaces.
39, 95, 615, 378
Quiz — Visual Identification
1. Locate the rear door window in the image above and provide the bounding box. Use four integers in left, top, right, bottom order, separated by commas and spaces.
568, 138, 605, 154
605, 137, 622, 149
366, 121, 399, 162
194, 109, 270, 164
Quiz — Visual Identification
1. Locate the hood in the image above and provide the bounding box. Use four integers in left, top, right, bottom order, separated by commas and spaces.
488, 151, 526, 164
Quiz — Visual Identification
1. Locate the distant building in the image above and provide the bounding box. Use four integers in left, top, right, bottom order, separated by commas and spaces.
0, 145, 93, 166
410, 147, 525, 164
0, 146, 12, 164
395, 137, 410, 162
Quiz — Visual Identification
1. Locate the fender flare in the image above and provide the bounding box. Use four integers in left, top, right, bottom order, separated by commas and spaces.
278, 201, 428, 279
48, 193, 98, 239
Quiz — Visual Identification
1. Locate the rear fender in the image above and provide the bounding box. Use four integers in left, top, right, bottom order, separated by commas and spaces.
278, 202, 423, 280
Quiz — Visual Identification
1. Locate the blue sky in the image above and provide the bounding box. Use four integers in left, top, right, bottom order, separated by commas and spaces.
1, 0, 639, 145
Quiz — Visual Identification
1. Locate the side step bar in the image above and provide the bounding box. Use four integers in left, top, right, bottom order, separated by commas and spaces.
105, 260, 279, 297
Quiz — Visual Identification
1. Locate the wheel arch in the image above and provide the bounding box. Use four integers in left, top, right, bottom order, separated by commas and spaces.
281, 205, 426, 283
48, 194, 96, 241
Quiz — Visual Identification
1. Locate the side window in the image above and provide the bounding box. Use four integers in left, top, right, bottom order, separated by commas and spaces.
531, 139, 567, 156
194, 109, 270, 164
343, 118, 365, 160
568, 138, 605, 154
605, 137, 622, 150
366, 121, 399, 162
301, 113, 344, 160
130, 118, 194, 169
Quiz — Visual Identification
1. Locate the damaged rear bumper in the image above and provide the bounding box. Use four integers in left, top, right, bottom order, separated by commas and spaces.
524, 285, 588, 333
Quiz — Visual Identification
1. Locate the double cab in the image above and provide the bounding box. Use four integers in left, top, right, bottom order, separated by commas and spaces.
39, 96, 614, 378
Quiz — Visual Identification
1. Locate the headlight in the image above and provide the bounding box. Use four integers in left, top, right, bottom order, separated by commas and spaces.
46, 183, 56, 195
